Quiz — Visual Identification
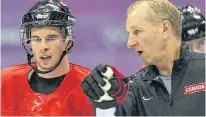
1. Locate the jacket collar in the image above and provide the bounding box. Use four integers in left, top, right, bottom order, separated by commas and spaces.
142, 43, 190, 81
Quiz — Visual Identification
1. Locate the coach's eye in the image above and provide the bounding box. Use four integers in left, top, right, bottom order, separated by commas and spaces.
134, 30, 141, 36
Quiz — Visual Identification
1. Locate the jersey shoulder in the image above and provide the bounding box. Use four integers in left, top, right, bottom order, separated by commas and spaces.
69, 63, 91, 80
1, 63, 33, 82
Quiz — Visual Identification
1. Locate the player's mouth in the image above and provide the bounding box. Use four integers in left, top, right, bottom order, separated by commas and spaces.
40, 55, 52, 62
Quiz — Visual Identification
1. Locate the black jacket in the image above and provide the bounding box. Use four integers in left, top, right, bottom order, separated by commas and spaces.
115, 45, 205, 116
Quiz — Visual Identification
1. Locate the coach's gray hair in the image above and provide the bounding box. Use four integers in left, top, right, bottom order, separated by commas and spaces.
127, 0, 182, 39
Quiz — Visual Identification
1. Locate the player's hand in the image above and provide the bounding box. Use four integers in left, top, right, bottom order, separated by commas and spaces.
81, 63, 128, 109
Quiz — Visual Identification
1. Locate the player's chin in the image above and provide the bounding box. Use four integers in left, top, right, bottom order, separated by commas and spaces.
38, 61, 56, 70
39, 64, 54, 71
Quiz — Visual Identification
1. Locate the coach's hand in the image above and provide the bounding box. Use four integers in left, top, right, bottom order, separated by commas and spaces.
81, 63, 128, 109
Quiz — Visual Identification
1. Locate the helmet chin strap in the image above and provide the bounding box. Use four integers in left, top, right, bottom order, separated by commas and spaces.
24, 40, 73, 74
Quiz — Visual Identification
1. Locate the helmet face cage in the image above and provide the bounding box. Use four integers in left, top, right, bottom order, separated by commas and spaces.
20, 21, 75, 46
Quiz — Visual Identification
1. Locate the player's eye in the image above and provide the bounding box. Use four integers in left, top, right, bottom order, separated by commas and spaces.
46, 35, 58, 40
31, 37, 41, 41
46, 37, 56, 40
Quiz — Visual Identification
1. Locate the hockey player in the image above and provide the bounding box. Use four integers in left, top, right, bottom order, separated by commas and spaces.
1, 0, 94, 116
179, 5, 205, 53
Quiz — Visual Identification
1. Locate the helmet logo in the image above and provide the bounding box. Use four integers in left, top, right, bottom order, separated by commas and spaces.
187, 28, 198, 35
193, 14, 201, 19
36, 13, 49, 19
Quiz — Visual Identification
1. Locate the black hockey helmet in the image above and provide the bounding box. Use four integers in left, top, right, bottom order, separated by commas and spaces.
20, 0, 76, 74
178, 5, 205, 41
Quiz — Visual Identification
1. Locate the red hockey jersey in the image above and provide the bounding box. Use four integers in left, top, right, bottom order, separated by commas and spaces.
1, 63, 94, 116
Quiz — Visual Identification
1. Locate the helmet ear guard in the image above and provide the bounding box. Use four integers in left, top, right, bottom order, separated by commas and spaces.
20, 0, 76, 74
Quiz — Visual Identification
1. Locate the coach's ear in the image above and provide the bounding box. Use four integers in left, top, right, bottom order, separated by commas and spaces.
161, 20, 172, 40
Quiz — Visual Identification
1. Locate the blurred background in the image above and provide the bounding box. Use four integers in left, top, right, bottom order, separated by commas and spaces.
1, 0, 205, 75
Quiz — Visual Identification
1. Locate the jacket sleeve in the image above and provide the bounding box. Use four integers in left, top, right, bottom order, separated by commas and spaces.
115, 82, 139, 116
